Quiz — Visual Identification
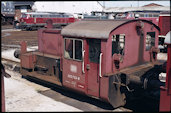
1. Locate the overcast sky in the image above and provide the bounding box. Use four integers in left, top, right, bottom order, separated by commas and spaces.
99, 1, 170, 7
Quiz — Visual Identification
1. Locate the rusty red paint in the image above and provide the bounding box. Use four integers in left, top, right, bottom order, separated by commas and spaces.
61, 20, 159, 103
158, 16, 171, 36
21, 53, 36, 69
19, 19, 162, 108
160, 44, 171, 111
20, 41, 27, 54
38, 29, 63, 56
107, 21, 159, 72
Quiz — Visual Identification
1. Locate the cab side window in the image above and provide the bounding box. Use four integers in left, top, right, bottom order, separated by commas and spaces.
89, 39, 101, 63
146, 32, 155, 51
75, 40, 82, 60
64, 39, 73, 59
112, 34, 125, 56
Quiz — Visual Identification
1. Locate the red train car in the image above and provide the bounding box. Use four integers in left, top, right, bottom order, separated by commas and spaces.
158, 15, 170, 36
112, 12, 159, 26
19, 12, 78, 30
17, 19, 164, 108
159, 31, 171, 112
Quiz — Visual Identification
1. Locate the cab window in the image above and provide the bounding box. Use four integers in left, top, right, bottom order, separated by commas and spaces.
64, 38, 83, 61
146, 32, 155, 51
89, 39, 101, 63
112, 34, 125, 56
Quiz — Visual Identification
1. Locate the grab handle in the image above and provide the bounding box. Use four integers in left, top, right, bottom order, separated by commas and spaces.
99, 53, 103, 77
82, 50, 85, 73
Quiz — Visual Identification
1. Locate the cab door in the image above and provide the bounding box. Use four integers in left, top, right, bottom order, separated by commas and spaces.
85, 39, 101, 97
63, 38, 86, 93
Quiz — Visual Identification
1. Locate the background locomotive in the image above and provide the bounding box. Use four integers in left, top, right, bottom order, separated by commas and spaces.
18, 12, 78, 30
15, 19, 165, 108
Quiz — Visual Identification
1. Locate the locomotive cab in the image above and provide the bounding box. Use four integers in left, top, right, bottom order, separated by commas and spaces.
61, 19, 161, 107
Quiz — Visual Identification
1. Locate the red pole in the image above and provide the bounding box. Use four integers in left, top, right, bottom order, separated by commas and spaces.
1, 70, 5, 112
1, 64, 11, 112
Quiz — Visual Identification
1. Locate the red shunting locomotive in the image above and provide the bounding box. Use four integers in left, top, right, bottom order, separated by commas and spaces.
16, 19, 165, 108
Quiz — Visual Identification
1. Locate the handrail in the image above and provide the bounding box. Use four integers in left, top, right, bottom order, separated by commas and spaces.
82, 50, 85, 74
99, 53, 103, 77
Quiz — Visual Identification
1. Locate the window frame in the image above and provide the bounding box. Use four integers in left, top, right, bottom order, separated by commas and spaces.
64, 37, 83, 62
88, 39, 101, 63
139, 13, 144, 17
153, 14, 159, 17
112, 34, 126, 56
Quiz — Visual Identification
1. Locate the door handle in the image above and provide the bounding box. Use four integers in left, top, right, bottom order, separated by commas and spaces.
99, 53, 103, 77
82, 50, 85, 73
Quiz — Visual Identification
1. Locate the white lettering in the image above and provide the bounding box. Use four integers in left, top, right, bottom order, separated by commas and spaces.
65, 80, 70, 84
67, 74, 80, 81
78, 84, 84, 89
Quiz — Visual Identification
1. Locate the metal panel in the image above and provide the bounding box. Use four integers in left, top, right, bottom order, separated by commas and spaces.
38, 29, 63, 56
21, 53, 36, 69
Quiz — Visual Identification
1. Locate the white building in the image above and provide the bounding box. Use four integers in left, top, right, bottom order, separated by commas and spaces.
32, 1, 103, 15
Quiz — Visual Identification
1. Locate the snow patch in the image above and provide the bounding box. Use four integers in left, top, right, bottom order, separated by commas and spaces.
1, 46, 38, 63
4, 70, 82, 112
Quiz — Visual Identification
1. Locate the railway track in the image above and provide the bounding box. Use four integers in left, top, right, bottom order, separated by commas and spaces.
1, 57, 20, 74
1, 57, 20, 65
1, 44, 20, 51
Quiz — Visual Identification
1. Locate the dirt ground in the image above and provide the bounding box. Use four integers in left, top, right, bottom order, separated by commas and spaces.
1, 25, 14, 30
1, 25, 38, 46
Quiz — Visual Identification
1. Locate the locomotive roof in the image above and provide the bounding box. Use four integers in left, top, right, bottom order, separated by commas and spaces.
61, 19, 160, 39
